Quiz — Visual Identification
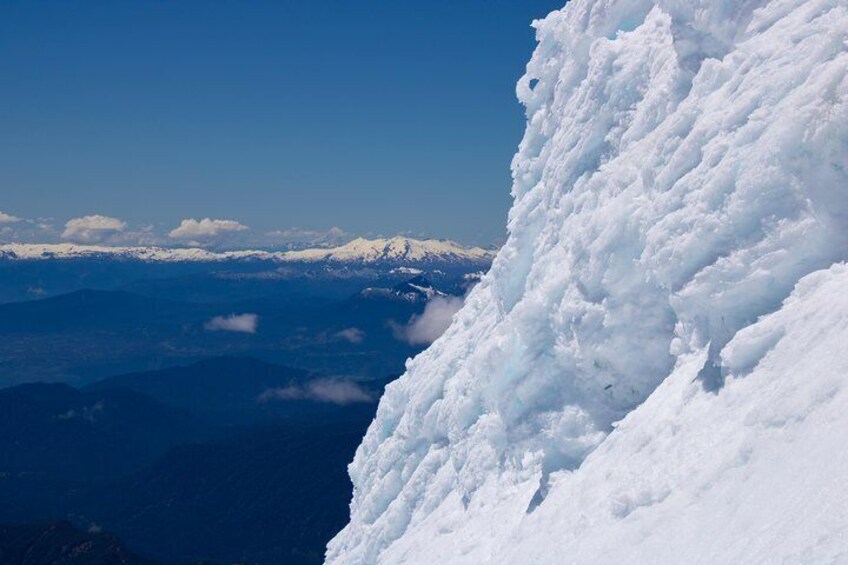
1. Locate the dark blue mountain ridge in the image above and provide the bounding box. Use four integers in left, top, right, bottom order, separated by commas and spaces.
85, 356, 379, 425
0, 382, 203, 480
84, 416, 373, 565
0, 360, 386, 565
0, 289, 209, 333
0, 239, 493, 304
0, 267, 469, 387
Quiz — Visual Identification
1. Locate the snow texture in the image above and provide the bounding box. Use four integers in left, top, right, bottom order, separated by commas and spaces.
327, 0, 848, 562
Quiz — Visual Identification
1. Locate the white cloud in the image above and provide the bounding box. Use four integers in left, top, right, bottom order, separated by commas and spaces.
259, 379, 373, 405
0, 213, 358, 250
0, 217, 59, 244
61, 215, 127, 243
123, 224, 163, 246
336, 327, 365, 343
323, 226, 347, 240
263, 226, 350, 250
0, 211, 21, 223
204, 313, 258, 333
169, 218, 248, 240
396, 295, 465, 345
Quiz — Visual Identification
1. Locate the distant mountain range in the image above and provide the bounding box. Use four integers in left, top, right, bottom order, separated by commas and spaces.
0, 279, 437, 386
0, 381, 203, 480
0, 236, 495, 266
86, 356, 383, 425
90, 416, 371, 565
0, 356, 381, 565
0, 236, 489, 564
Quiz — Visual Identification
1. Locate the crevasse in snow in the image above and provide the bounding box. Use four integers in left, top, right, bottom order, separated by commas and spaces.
327, 0, 848, 562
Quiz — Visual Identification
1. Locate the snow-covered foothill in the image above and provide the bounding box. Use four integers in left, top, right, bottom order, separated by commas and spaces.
0, 243, 258, 262
327, 0, 848, 562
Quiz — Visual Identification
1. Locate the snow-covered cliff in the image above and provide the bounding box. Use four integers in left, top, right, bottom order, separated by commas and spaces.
328, 0, 848, 562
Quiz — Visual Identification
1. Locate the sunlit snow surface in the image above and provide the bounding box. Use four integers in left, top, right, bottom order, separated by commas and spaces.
327, 0, 848, 563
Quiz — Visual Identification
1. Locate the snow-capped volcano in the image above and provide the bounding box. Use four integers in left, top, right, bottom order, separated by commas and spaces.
279, 237, 493, 264
0, 237, 494, 266
328, 0, 848, 563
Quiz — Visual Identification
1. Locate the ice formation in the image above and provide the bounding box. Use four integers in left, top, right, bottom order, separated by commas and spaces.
327, 0, 848, 562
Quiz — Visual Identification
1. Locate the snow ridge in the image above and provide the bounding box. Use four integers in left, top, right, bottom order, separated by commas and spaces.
328, 0, 848, 562
0, 237, 494, 265
281, 237, 493, 264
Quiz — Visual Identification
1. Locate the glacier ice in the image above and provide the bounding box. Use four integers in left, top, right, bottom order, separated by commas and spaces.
327, 0, 848, 562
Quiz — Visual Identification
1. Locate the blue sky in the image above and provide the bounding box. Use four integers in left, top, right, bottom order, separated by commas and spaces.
1, 1, 562, 247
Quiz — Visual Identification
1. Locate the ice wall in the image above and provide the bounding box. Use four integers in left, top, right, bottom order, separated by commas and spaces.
327, 0, 848, 562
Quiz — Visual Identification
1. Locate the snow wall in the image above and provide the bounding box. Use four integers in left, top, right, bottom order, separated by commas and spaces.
328, 0, 848, 562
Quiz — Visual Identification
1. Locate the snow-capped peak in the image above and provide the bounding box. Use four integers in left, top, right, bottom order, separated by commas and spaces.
279, 236, 494, 264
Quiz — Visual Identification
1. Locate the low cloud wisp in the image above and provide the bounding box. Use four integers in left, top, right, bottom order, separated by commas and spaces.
259, 379, 373, 405
204, 313, 258, 334
396, 295, 464, 345
265, 226, 348, 246
335, 327, 365, 344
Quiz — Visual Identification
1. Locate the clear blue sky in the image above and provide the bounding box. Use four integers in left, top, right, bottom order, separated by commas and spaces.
1, 1, 562, 246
